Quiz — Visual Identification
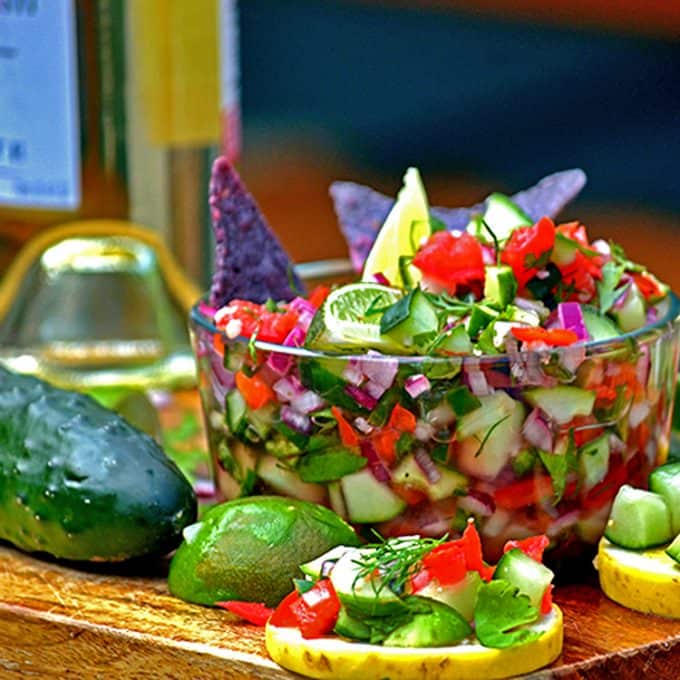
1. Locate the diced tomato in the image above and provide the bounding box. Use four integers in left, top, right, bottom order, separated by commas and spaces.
269, 590, 303, 628
409, 568, 433, 593
372, 428, 400, 465
494, 475, 554, 510
331, 406, 360, 447
412, 231, 485, 295
540, 584, 554, 615
213, 333, 225, 357
258, 311, 299, 343
510, 326, 578, 346
503, 535, 550, 563
215, 601, 274, 626
459, 520, 495, 581
420, 542, 468, 586
289, 579, 341, 639
388, 403, 417, 433
390, 483, 428, 506
216, 299, 299, 344
501, 217, 556, 288
632, 272, 665, 301
235, 370, 275, 409
308, 285, 331, 309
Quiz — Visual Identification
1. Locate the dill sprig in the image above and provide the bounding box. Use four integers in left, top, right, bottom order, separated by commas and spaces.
352, 534, 447, 597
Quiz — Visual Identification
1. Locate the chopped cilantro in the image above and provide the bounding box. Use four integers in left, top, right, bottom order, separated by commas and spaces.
597, 261, 627, 314
474, 580, 543, 649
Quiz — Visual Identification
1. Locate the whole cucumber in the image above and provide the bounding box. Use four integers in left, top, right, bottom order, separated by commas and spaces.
0, 367, 197, 561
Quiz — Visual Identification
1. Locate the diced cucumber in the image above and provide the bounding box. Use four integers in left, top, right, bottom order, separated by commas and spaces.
467, 193, 531, 244
525, 386, 595, 425
246, 403, 275, 440
506, 304, 543, 326
215, 440, 257, 498
340, 468, 407, 523
582, 306, 622, 341
649, 462, 680, 535
415, 570, 482, 621
456, 397, 525, 480
578, 433, 610, 491
382, 597, 472, 647
493, 548, 554, 610
430, 325, 473, 355
484, 265, 518, 308
604, 485, 673, 550
300, 545, 351, 579
391, 454, 468, 501
551, 232, 579, 267
256, 454, 327, 504
457, 391, 516, 440
226, 389, 247, 434
381, 287, 440, 349
328, 480, 348, 519
330, 547, 404, 616
610, 284, 646, 332
466, 304, 498, 338
666, 533, 680, 564
334, 606, 372, 640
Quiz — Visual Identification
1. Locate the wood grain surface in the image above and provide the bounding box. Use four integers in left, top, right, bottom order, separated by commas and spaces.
0, 545, 678, 679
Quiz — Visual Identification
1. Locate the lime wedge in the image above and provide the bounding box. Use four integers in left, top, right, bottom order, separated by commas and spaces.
361, 167, 431, 287
306, 282, 405, 352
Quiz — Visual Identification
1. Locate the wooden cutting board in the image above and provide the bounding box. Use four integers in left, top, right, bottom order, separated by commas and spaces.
0, 545, 678, 679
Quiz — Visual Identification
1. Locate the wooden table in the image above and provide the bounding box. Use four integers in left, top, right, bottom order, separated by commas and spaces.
0, 544, 678, 679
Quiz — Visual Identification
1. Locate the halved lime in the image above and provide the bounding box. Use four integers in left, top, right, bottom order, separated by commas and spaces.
361, 167, 431, 287
306, 282, 404, 352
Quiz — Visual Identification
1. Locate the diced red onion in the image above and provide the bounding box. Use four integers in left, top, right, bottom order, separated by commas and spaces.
365, 379, 388, 400
210, 373, 232, 407
360, 354, 399, 389
629, 400, 650, 428
636, 348, 650, 386
485, 370, 513, 389
342, 359, 365, 386
546, 510, 579, 538
405, 374, 431, 398
345, 385, 378, 410
198, 301, 218, 318
320, 560, 338, 578
522, 408, 554, 452
592, 239, 610, 257
283, 326, 306, 348
559, 344, 587, 374
414, 448, 441, 484
290, 389, 326, 414
372, 272, 391, 286
353, 417, 374, 434
464, 364, 492, 396
280, 405, 313, 434
194, 479, 217, 498
557, 302, 588, 341
612, 281, 632, 310
481, 245, 495, 265
414, 420, 435, 442
608, 433, 625, 455
514, 297, 549, 318
273, 375, 305, 402
289, 296, 318, 315
646, 306, 658, 324
360, 440, 392, 482
267, 351, 293, 376
458, 490, 495, 517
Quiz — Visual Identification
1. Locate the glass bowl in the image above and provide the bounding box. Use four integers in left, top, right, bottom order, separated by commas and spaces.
190, 289, 680, 566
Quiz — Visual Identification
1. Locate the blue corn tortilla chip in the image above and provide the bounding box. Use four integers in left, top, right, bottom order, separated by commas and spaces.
208, 157, 304, 307
331, 168, 587, 272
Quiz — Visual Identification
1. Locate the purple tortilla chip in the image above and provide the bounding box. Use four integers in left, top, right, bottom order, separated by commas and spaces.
331, 169, 587, 272
208, 157, 304, 307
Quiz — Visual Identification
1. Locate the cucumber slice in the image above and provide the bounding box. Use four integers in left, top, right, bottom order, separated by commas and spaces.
493, 548, 554, 610
525, 386, 595, 425
226, 389, 247, 434
466, 304, 498, 338
381, 287, 440, 350
392, 454, 468, 501
649, 462, 680, 535
256, 455, 327, 504
300, 545, 351, 579
457, 391, 516, 440
604, 485, 673, 550
431, 325, 473, 355
333, 606, 372, 640
578, 433, 610, 491
582, 307, 622, 341
666, 533, 680, 564
610, 285, 646, 332
340, 468, 407, 523
467, 193, 531, 244
415, 570, 482, 621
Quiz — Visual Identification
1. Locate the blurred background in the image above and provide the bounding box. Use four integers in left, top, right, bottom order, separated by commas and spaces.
1, 0, 678, 290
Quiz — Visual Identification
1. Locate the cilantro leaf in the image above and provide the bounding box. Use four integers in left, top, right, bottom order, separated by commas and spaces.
538, 445, 577, 504
474, 580, 543, 649
597, 261, 627, 314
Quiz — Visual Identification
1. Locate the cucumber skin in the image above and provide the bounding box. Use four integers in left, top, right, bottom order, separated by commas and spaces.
0, 368, 197, 561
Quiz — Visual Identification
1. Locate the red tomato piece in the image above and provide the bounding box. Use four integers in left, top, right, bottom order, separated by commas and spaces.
257, 310, 299, 343
308, 285, 331, 309
215, 601, 274, 626
510, 327, 578, 347
235, 371, 275, 410
388, 404, 418, 433
503, 535, 550, 563
420, 542, 467, 587
501, 217, 556, 288
581, 456, 627, 511
540, 584, 554, 615
494, 475, 554, 510
409, 568, 433, 593
289, 579, 341, 639
372, 428, 400, 465
412, 231, 485, 295
390, 483, 428, 506
269, 590, 303, 628
331, 406, 359, 447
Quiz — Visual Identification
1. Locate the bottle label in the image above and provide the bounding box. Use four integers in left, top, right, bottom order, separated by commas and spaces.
0, 1, 81, 210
